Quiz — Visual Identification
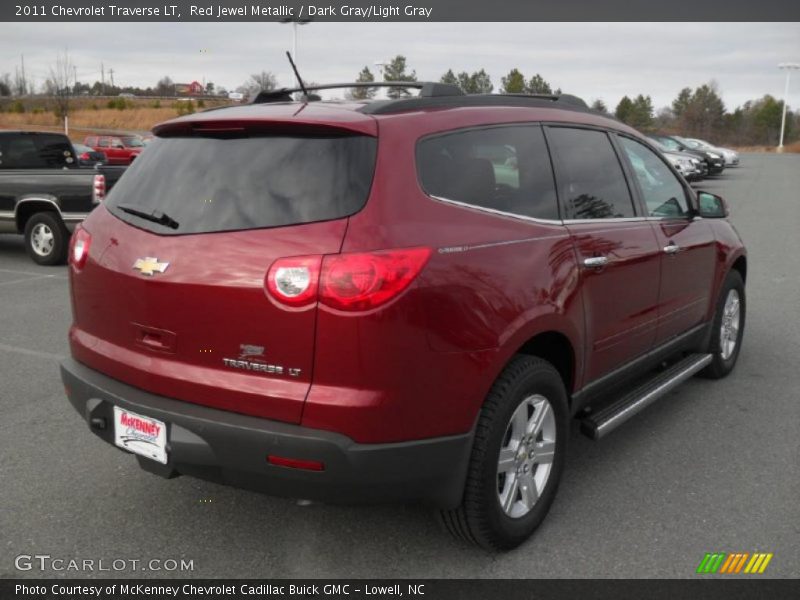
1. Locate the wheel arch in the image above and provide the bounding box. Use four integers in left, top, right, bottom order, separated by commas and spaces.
514, 331, 577, 403
15, 196, 62, 233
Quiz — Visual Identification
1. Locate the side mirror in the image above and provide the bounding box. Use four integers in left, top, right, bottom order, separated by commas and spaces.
696, 191, 729, 218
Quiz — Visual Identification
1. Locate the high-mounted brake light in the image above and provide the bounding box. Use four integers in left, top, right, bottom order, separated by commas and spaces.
69, 227, 92, 269
265, 255, 322, 307
92, 173, 106, 204
320, 247, 431, 312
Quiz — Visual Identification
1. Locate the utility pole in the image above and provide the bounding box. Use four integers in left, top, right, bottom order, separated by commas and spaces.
101, 62, 105, 95
778, 63, 800, 151
20, 54, 26, 95
109, 68, 115, 89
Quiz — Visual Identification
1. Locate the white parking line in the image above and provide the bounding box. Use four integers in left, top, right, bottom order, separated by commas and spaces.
0, 275, 56, 287
0, 342, 65, 362
0, 268, 67, 280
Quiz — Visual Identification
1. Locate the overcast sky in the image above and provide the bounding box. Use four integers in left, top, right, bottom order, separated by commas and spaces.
2, 22, 799, 110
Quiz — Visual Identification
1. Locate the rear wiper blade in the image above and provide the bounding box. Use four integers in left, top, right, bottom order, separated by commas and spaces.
117, 203, 179, 230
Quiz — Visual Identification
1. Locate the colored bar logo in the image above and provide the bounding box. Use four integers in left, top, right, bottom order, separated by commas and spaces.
697, 552, 773, 574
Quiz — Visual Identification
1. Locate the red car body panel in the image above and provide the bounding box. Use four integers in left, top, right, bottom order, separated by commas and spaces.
68, 102, 746, 446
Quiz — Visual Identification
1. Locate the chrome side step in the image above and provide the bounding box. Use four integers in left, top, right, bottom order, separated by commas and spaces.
580, 353, 713, 440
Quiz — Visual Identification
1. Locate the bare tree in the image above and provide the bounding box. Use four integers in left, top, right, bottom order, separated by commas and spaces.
156, 76, 174, 97
45, 51, 75, 134
238, 71, 278, 98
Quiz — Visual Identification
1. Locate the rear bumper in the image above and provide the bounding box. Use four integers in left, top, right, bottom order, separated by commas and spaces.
61, 358, 472, 508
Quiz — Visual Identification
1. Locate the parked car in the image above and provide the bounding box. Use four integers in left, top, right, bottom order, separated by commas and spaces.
647, 134, 725, 175
72, 143, 107, 167
83, 134, 145, 165
680, 137, 740, 167
0, 131, 126, 264
649, 140, 704, 181
61, 84, 747, 550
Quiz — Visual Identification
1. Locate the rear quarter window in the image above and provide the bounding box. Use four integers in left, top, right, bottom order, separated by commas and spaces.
416, 124, 559, 221
105, 133, 377, 235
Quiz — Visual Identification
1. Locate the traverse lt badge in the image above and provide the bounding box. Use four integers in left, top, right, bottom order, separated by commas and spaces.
133, 257, 169, 276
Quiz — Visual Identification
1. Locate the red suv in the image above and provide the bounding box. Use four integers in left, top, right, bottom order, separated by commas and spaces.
62, 83, 747, 550
83, 134, 145, 165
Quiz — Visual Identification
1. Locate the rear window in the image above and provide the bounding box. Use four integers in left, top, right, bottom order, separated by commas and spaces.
105, 133, 377, 235
0, 133, 75, 169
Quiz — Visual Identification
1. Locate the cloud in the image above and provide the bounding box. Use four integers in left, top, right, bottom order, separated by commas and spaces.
1, 22, 798, 109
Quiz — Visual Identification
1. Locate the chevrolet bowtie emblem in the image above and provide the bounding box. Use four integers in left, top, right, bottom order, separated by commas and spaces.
133, 257, 169, 276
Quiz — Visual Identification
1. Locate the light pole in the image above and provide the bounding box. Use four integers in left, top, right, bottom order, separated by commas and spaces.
280, 18, 311, 88
778, 62, 800, 151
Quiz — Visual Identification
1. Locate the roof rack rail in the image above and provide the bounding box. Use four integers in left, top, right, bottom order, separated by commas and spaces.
359, 92, 590, 115
251, 81, 463, 104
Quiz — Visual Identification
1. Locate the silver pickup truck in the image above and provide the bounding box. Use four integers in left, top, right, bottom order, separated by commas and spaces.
0, 130, 126, 264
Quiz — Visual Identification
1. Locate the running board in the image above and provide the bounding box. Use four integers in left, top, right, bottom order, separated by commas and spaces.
580, 353, 713, 440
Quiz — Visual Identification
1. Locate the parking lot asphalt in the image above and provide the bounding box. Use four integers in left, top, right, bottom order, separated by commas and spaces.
1, 153, 798, 579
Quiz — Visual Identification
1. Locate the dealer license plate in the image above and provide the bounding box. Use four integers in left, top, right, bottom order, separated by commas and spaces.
113, 406, 168, 464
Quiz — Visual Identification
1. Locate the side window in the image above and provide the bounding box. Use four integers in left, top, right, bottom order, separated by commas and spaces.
546, 127, 636, 220
618, 137, 688, 218
86, 137, 97, 146
417, 124, 558, 220
98, 138, 110, 148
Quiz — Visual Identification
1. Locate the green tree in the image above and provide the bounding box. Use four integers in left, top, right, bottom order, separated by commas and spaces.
350, 66, 377, 100
526, 73, 552, 95
671, 83, 726, 139
470, 69, 493, 94
672, 87, 692, 118
631, 94, 654, 129
500, 68, 526, 94
439, 69, 458, 86
615, 95, 634, 123
383, 55, 417, 99
590, 99, 608, 114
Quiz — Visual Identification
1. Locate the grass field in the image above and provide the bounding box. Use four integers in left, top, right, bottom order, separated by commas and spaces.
0, 97, 234, 140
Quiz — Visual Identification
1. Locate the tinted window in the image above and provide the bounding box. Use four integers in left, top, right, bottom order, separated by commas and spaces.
98, 138, 110, 148
618, 137, 688, 217
106, 134, 377, 235
417, 125, 558, 220
547, 127, 635, 220
0, 134, 74, 169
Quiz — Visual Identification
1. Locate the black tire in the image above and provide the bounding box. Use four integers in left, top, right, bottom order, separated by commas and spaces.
23, 211, 69, 266
439, 355, 568, 551
700, 270, 745, 379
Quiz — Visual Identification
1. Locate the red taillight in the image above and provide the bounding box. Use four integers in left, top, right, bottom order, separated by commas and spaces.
321, 247, 431, 312
265, 255, 322, 308
266, 248, 431, 312
69, 227, 91, 269
92, 173, 106, 204
79, 152, 90, 160
267, 455, 325, 471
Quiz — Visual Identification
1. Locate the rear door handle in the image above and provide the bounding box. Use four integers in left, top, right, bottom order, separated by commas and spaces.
663, 243, 681, 255
583, 256, 609, 268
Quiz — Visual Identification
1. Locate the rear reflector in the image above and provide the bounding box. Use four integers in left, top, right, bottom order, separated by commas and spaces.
69, 226, 92, 270
267, 455, 325, 471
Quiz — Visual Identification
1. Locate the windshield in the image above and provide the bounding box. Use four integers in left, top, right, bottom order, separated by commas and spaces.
106, 133, 377, 235
121, 137, 145, 148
